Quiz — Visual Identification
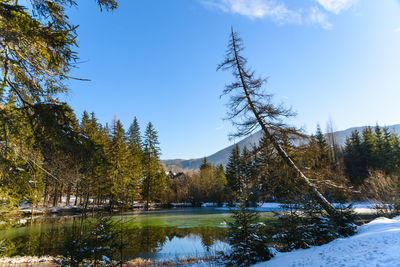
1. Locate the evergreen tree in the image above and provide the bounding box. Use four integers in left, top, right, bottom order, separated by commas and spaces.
344, 130, 367, 185
361, 127, 376, 170
142, 122, 165, 209
214, 164, 228, 203
225, 196, 274, 266
240, 146, 253, 193
200, 158, 214, 202
126, 117, 143, 202
384, 129, 399, 174
1, 0, 118, 106
108, 118, 130, 208
226, 144, 242, 193
315, 124, 330, 168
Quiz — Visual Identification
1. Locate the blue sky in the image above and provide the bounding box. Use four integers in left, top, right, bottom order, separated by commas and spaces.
63, 0, 400, 160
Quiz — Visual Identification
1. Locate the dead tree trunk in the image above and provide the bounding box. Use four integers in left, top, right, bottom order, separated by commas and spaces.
229, 30, 338, 217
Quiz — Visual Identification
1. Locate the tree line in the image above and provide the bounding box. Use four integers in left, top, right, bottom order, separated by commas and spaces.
0, 96, 166, 212
3, 92, 398, 214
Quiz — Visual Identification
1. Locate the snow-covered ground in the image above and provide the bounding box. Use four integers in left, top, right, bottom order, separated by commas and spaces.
209, 202, 378, 214
253, 215, 400, 267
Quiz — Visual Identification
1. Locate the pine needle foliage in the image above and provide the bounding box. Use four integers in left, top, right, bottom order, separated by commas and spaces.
224, 195, 274, 266
0, 0, 118, 106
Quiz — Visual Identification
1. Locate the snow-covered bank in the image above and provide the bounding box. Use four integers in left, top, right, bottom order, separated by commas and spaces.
254, 215, 400, 267
17, 201, 379, 216
211, 202, 378, 214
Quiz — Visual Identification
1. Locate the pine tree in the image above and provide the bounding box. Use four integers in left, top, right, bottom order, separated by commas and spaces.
362, 127, 376, 170
344, 130, 366, 185
126, 117, 143, 202
225, 196, 274, 266
374, 126, 386, 171
226, 144, 242, 194
214, 164, 228, 204
108, 118, 130, 209
1, 0, 118, 106
142, 122, 165, 209
240, 146, 254, 194
200, 158, 214, 202
315, 124, 330, 168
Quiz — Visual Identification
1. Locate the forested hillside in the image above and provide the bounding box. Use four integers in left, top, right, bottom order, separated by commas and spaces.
163, 124, 400, 171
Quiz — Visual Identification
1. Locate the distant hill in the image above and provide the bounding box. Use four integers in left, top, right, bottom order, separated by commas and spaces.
330, 124, 400, 147
162, 130, 263, 171
163, 124, 400, 171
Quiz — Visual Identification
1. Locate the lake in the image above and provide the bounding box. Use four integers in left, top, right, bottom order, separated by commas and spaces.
0, 208, 275, 263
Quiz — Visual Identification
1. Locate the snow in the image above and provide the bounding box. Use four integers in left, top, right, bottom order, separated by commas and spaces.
214, 202, 282, 212
335, 201, 378, 214
201, 202, 219, 207
171, 203, 193, 207
18, 219, 27, 224
253, 215, 400, 267
215, 202, 378, 213
101, 255, 110, 262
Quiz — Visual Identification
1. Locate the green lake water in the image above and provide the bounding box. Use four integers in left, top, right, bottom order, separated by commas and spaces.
0, 208, 275, 262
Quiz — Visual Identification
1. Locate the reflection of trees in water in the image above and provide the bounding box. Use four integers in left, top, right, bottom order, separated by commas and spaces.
0, 220, 227, 260
0, 217, 82, 257
120, 226, 227, 261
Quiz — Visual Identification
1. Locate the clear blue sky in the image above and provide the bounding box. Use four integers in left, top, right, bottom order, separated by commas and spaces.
63, 0, 400, 160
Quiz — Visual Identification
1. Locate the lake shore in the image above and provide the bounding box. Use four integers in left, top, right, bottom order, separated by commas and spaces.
15, 201, 381, 216
0, 256, 60, 266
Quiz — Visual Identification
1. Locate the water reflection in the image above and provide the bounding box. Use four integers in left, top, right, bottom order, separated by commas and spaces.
0, 217, 228, 261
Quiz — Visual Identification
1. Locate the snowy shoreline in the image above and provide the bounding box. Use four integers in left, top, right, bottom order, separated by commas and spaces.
12, 201, 380, 220
201, 201, 380, 214
15, 201, 380, 215
253, 215, 400, 267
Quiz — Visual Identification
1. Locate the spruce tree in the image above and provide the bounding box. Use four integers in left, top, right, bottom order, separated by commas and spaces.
127, 117, 143, 202
226, 144, 242, 193
214, 164, 228, 204
225, 196, 273, 266
315, 124, 330, 168
108, 118, 130, 209
344, 130, 366, 185
240, 146, 253, 193
142, 122, 165, 209
200, 158, 214, 202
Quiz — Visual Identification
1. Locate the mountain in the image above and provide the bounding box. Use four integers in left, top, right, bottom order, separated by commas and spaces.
163, 124, 400, 171
163, 130, 263, 171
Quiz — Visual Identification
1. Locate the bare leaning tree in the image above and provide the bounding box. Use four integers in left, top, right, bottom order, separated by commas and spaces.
218, 28, 338, 217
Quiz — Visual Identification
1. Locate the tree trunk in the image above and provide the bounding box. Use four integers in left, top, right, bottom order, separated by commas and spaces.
53, 182, 58, 207
231, 33, 338, 217
74, 185, 79, 206
43, 177, 49, 207
66, 185, 71, 206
